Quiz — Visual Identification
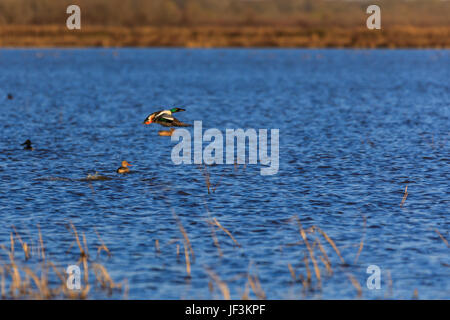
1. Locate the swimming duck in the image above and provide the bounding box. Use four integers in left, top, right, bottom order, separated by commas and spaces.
158, 128, 175, 136
143, 107, 191, 127
7, 93, 13, 100
117, 160, 132, 174
21, 139, 33, 150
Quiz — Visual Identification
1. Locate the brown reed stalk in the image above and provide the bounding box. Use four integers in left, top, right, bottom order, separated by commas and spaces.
210, 218, 241, 247
184, 244, 191, 278
354, 214, 367, 264
241, 280, 250, 300
296, 218, 321, 287
204, 204, 223, 256
37, 224, 45, 261
385, 270, 393, 298
199, 164, 211, 194
347, 274, 362, 298
10, 232, 15, 258
287, 263, 296, 281
205, 268, 230, 300
0, 267, 5, 299
315, 236, 333, 275
400, 185, 408, 207
155, 239, 160, 253
12, 226, 30, 260
303, 254, 311, 287
315, 226, 346, 265
173, 211, 195, 262
207, 221, 223, 257
94, 228, 111, 258
248, 274, 266, 299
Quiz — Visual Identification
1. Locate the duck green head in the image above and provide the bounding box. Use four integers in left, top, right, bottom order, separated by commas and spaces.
170, 107, 185, 113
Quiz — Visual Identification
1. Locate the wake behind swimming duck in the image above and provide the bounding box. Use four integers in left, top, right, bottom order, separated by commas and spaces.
143, 107, 191, 127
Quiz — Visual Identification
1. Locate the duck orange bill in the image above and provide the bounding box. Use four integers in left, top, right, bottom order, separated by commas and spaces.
143, 120, 151, 125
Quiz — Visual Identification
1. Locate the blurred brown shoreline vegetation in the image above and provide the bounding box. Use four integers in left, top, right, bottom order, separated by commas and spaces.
0, 0, 449, 48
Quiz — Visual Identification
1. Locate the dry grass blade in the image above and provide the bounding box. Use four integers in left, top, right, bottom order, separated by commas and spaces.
184, 243, 191, 278
241, 281, 250, 300
434, 229, 449, 248
354, 214, 367, 264
315, 236, 333, 275
12, 226, 30, 260
205, 268, 230, 300
173, 211, 195, 262
296, 218, 320, 286
211, 218, 241, 247
204, 204, 223, 256
94, 228, 111, 258
155, 239, 160, 253
303, 254, 311, 287
400, 185, 408, 207
384, 270, 394, 298
347, 274, 362, 298
37, 224, 45, 261
287, 263, 296, 281
315, 226, 346, 265
248, 274, 266, 299
92, 263, 122, 293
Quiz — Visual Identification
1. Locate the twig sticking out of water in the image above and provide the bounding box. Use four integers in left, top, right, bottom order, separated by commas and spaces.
400, 185, 408, 207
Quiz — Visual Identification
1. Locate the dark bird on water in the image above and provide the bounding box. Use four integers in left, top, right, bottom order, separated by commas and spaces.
143, 107, 191, 127
21, 139, 33, 150
7, 93, 13, 100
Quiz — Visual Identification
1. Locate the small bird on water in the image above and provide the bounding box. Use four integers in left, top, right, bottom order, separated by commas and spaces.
143, 107, 191, 127
21, 139, 33, 150
117, 160, 132, 174
7, 93, 13, 100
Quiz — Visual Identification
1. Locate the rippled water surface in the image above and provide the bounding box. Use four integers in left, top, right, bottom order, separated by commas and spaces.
0, 49, 448, 299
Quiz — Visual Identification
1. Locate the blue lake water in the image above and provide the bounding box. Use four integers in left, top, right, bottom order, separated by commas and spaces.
0, 49, 448, 299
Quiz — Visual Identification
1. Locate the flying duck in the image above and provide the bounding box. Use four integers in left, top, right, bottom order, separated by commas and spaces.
143, 107, 191, 127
